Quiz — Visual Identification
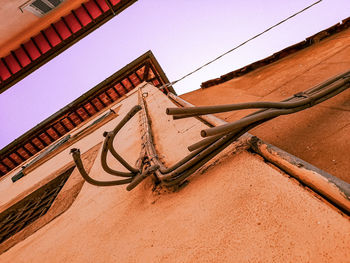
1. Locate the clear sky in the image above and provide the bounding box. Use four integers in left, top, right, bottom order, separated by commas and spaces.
0, 0, 349, 149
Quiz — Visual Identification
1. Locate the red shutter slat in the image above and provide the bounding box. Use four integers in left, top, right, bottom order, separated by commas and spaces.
85, 1, 103, 18
44, 27, 62, 47
53, 20, 72, 40
14, 48, 31, 67
114, 83, 126, 95
4, 55, 21, 74
0, 60, 11, 80
75, 6, 92, 26
33, 33, 51, 54
95, 0, 110, 12
64, 13, 82, 33
122, 79, 132, 91
23, 40, 41, 60
3, 158, 16, 169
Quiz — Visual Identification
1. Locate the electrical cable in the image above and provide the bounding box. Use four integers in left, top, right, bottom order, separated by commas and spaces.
160, 0, 322, 90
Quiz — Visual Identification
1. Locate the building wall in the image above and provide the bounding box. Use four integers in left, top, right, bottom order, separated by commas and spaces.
0, 84, 349, 262
181, 27, 350, 184
0, 88, 134, 211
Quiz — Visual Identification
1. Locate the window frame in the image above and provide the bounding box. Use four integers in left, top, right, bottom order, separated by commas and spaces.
20, 0, 66, 17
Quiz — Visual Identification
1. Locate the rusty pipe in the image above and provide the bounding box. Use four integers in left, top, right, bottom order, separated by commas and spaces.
103, 105, 142, 174
126, 164, 159, 191
201, 81, 350, 137
138, 87, 247, 185
168, 76, 349, 121
71, 148, 133, 186
163, 127, 251, 186
100, 133, 135, 177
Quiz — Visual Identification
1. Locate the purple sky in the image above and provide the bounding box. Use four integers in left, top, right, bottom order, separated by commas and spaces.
0, 0, 349, 149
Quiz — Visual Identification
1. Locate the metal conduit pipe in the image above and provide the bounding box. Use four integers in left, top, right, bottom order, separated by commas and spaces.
162, 128, 251, 186
168, 70, 350, 128
163, 71, 350, 186
70, 69, 350, 190
108, 140, 139, 174
138, 89, 206, 175
300, 70, 350, 94
181, 77, 348, 174
187, 133, 223, 152
161, 131, 240, 181
192, 117, 278, 155
165, 89, 350, 214
167, 70, 350, 117
167, 92, 228, 127
201, 81, 350, 137
71, 148, 133, 186
71, 103, 157, 190
106, 105, 141, 173
138, 86, 250, 186
188, 128, 247, 152
100, 133, 135, 177
126, 164, 159, 191
237, 77, 344, 122
139, 88, 222, 180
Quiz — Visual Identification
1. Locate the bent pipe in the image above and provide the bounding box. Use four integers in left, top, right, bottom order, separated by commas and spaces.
188, 120, 264, 152
106, 105, 141, 174
236, 76, 350, 127
166, 70, 350, 118
138, 89, 228, 180
159, 72, 349, 185
201, 82, 350, 137
138, 91, 207, 175
138, 87, 248, 186
162, 127, 250, 186
168, 77, 349, 137
71, 148, 133, 186
126, 164, 160, 191
139, 88, 234, 185
169, 91, 350, 214
160, 121, 254, 186
187, 133, 226, 152
166, 79, 350, 182
108, 139, 139, 174
100, 133, 135, 177
185, 81, 349, 170
161, 116, 263, 185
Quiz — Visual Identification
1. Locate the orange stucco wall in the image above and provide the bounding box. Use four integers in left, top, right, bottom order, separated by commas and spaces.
0, 84, 349, 262
181, 27, 350, 184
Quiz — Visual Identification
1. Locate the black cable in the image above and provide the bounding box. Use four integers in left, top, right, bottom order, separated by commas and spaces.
160, 0, 322, 90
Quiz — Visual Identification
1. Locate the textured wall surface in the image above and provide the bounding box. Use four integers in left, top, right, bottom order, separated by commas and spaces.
0, 85, 349, 262
181, 27, 350, 183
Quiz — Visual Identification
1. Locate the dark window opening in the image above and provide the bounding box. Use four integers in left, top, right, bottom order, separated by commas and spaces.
0, 166, 74, 244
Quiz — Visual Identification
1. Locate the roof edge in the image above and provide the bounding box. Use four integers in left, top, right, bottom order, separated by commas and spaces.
0, 50, 172, 156
0, 0, 138, 94
201, 17, 350, 89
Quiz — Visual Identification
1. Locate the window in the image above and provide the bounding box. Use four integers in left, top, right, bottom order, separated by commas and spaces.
0, 166, 74, 244
21, 0, 65, 17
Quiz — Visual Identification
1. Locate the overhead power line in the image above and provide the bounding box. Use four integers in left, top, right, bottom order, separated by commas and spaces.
162, 0, 322, 90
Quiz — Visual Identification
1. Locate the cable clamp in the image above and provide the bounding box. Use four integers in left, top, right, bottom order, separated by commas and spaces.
293, 92, 309, 98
